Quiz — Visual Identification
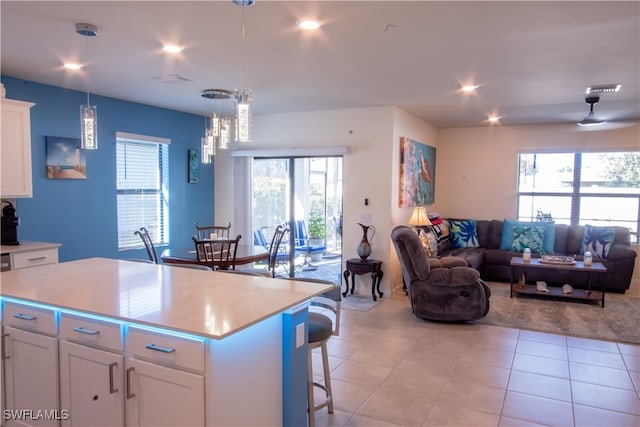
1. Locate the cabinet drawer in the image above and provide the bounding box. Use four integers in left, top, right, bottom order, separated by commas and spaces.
60, 312, 123, 352
3, 300, 57, 335
127, 326, 205, 372
12, 248, 58, 269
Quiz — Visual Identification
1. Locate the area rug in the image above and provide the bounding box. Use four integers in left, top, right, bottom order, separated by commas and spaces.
477, 282, 640, 344
341, 294, 381, 312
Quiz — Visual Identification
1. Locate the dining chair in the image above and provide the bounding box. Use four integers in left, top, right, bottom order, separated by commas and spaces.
134, 227, 159, 264
192, 234, 242, 270
194, 222, 232, 240
279, 277, 341, 427
266, 225, 290, 277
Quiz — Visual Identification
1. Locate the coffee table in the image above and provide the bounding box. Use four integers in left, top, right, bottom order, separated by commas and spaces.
510, 256, 607, 307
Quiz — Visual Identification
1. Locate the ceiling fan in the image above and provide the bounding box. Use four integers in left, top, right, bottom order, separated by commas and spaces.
577, 96, 605, 127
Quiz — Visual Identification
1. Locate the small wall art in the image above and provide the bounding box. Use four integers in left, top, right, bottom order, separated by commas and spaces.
188, 149, 199, 183
399, 137, 436, 207
46, 136, 86, 179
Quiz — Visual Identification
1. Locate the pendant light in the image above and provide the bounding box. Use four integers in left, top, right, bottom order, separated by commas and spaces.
76, 23, 99, 149
234, 0, 254, 142
201, 89, 235, 163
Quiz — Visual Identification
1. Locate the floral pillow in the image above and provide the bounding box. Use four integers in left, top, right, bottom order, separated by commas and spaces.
510, 225, 545, 253
449, 219, 479, 249
582, 225, 615, 258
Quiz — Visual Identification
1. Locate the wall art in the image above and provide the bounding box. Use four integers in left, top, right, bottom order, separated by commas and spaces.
188, 149, 199, 183
46, 136, 86, 179
399, 137, 435, 207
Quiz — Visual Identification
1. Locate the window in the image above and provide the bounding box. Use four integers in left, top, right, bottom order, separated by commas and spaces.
517, 151, 640, 242
116, 132, 170, 250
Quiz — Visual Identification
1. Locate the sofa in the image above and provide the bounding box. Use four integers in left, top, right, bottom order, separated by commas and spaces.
420, 219, 637, 293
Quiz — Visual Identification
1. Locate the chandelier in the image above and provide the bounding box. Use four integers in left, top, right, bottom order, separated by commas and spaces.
200, 89, 234, 164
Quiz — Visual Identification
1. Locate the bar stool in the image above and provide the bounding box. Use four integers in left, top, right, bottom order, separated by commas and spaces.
284, 278, 341, 427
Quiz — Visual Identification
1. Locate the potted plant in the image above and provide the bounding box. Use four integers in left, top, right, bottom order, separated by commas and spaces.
308, 212, 326, 241
307, 212, 326, 262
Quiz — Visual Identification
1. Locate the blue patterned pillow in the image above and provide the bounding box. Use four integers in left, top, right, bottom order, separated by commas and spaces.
510, 225, 545, 253
500, 219, 555, 253
582, 225, 615, 258
450, 219, 479, 249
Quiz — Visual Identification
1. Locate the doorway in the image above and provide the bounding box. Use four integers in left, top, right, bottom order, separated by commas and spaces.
251, 156, 343, 283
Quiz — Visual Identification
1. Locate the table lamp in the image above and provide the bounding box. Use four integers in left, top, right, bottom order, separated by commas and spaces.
408, 206, 431, 229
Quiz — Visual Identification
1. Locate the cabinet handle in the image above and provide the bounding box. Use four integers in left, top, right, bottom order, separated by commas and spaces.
27, 256, 47, 262
108, 362, 119, 394
1, 334, 9, 360
145, 343, 175, 353
126, 367, 135, 399
74, 326, 100, 335
14, 313, 36, 321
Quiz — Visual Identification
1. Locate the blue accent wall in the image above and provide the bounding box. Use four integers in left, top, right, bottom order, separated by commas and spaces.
2, 76, 215, 262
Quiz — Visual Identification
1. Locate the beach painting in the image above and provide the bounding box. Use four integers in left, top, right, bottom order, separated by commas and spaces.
46, 136, 87, 179
399, 137, 435, 207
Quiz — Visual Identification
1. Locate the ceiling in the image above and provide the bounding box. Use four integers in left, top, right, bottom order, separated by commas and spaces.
2, 1, 639, 129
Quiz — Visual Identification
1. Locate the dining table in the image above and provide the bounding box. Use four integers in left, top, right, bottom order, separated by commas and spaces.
160, 244, 268, 269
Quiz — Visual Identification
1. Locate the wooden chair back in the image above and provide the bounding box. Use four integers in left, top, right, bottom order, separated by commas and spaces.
192, 234, 242, 270
194, 222, 232, 240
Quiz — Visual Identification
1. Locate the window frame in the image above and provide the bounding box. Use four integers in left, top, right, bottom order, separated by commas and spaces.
116, 132, 170, 250
517, 151, 640, 243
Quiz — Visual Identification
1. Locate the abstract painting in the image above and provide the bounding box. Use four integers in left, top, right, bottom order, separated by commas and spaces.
399, 137, 436, 207
46, 136, 86, 179
188, 149, 199, 183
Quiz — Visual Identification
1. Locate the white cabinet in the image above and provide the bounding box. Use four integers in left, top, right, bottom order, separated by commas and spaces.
124, 358, 205, 427
59, 341, 124, 427
3, 326, 59, 427
2, 301, 59, 427
1, 242, 61, 271
58, 313, 124, 427
124, 326, 205, 427
1, 99, 34, 198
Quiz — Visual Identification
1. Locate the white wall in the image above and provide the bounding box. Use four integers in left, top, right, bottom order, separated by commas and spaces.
436, 123, 640, 219
216, 114, 638, 295
216, 106, 398, 292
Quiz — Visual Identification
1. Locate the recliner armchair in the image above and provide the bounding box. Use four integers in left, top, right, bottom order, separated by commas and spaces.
391, 225, 491, 321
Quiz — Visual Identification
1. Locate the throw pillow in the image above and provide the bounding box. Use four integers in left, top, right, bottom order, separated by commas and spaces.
510, 225, 545, 253
429, 221, 451, 253
449, 219, 479, 249
418, 228, 438, 257
582, 225, 615, 258
500, 219, 556, 253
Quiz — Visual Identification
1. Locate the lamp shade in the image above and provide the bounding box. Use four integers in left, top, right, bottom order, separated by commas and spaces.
408, 207, 431, 227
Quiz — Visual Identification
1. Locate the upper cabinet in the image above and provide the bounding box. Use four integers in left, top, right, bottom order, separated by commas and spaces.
1, 98, 34, 198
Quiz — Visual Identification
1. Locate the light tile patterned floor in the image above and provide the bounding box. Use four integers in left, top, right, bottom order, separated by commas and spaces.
310, 293, 640, 427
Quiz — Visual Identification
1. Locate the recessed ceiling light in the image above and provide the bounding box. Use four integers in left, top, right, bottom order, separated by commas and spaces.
64, 63, 82, 70
163, 45, 184, 53
487, 115, 501, 124
460, 84, 479, 93
298, 20, 320, 30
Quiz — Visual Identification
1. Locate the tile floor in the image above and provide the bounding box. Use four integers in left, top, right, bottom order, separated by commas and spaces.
310, 291, 640, 427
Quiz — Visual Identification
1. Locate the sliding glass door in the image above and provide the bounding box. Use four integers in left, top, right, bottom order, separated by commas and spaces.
252, 156, 343, 283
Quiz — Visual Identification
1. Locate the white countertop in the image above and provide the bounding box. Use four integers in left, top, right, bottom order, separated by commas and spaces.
0, 257, 332, 339
0, 240, 61, 254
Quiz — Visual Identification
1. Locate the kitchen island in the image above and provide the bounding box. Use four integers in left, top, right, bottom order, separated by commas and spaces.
0, 258, 331, 426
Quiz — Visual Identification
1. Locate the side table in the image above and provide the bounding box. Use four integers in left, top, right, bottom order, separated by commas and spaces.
343, 258, 384, 301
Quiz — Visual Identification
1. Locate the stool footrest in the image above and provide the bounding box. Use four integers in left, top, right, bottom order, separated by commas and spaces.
312, 382, 333, 412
